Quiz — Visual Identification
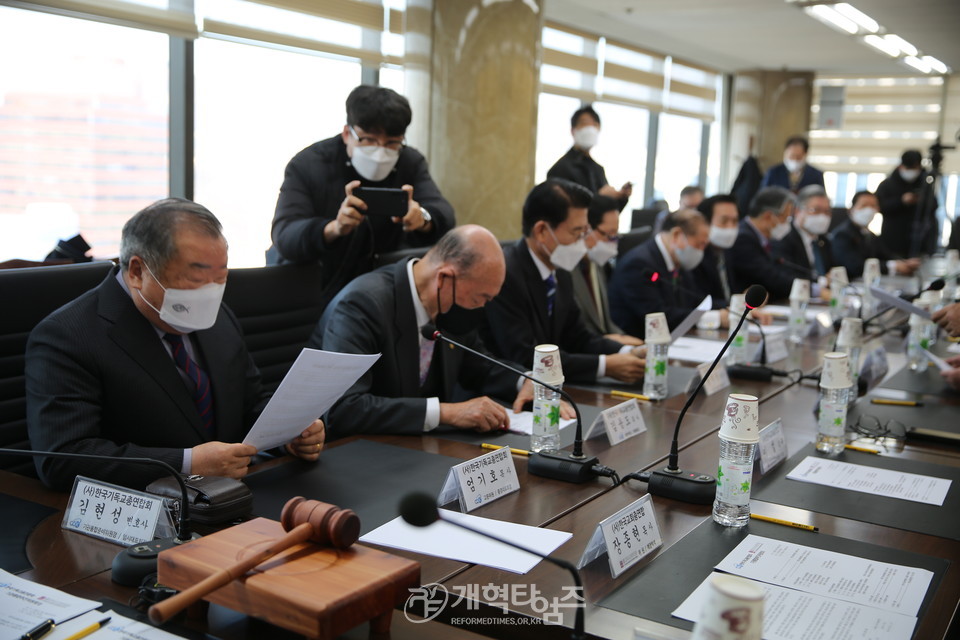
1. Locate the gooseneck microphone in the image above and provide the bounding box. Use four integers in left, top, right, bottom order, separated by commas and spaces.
623, 285, 768, 504
400, 492, 585, 640
421, 325, 618, 484
904, 277, 944, 302
0, 448, 195, 585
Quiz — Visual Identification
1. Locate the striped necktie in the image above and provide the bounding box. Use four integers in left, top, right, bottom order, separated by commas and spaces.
163, 333, 215, 437
545, 273, 557, 316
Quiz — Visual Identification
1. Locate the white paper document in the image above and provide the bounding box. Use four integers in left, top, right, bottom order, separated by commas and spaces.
922, 347, 953, 373
243, 348, 380, 451
360, 511, 572, 574
668, 336, 725, 364
674, 574, 917, 640
869, 286, 932, 319
786, 456, 952, 506
747, 323, 787, 335
44, 609, 188, 640
670, 295, 712, 341
0, 569, 100, 634
762, 304, 822, 321
506, 410, 576, 436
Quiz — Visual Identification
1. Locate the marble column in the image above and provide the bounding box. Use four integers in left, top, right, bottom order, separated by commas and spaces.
429, 0, 544, 240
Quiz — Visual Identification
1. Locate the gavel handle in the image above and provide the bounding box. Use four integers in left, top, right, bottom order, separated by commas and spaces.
148, 521, 314, 624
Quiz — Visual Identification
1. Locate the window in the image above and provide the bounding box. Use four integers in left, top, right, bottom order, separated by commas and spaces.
534, 93, 582, 184
653, 113, 703, 210
589, 102, 649, 222
0, 6, 169, 261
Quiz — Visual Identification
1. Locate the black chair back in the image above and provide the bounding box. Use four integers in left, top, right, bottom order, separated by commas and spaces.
618, 227, 653, 258
0, 262, 113, 474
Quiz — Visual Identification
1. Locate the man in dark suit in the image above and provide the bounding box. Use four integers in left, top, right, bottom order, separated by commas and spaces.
772, 185, 835, 281
26, 199, 324, 491
268, 85, 454, 307
315, 225, 555, 439
482, 180, 646, 385
609, 209, 709, 337
691, 194, 740, 323
729, 187, 797, 301
829, 190, 920, 279
760, 136, 825, 194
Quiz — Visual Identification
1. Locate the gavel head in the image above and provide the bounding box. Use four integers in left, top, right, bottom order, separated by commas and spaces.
280, 497, 361, 550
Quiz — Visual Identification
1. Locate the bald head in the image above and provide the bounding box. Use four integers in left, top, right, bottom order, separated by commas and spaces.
417, 225, 505, 318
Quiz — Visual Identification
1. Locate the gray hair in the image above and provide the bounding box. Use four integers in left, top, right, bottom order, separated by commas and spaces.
796, 184, 828, 211
425, 228, 481, 274
661, 208, 707, 236
119, 198, 223, 273
748, 187, 795, 219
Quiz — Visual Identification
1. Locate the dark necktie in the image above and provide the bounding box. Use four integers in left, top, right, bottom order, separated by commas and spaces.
717, 252, 731, 302
545, 273, 557, 317
163, 333, 215, 436
811, 240, 826, 276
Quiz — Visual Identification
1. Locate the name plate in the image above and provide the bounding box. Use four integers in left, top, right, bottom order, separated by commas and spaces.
860, 346, 889, 392
577, 495, 662, 578
764, 333, 790, 363
438, 447, 520, 512
585, 399, 647, 445
757, 418, 788, 475
62, 476, 169, 546
697, 361, 731, 397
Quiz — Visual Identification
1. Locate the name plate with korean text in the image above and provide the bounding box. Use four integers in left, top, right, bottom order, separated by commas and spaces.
764, 333, 790, 364
438, 447, 520, 512
578, 495, 662, 578
62, 477, 172, 545
757, 418, 788, 475
697, 361, 731, 397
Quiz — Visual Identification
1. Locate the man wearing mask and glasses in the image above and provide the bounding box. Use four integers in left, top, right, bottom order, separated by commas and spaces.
26, 199, 325, 491
729, 186, 798, 301
269, 85, 454, 306
482, 180, 646, 386
313, 225, 571, 439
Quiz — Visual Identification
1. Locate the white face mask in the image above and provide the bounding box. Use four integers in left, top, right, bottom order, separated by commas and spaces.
851, 207, 877, 228
545, 226, 588, 271
350, 144, 400, 182
674, 236, 705, 271
770, 217, 792, 241
709, 225, 738, 249
802, 213, 831, 236
784, 158, 805, 173
138, 263, 225, 333
587, 240, 618, 266
573, 126, 599, 150
899, 168, 920, 182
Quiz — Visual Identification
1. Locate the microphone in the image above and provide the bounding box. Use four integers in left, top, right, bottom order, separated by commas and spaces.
776, 256, 816, 280
903, 278, 944, 302
0, 448, 195, 586
400, 492, 586, 640
420, 326, 618, 484
623, 284, 768, 504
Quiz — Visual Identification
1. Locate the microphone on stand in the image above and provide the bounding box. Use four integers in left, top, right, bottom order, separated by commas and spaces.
420, 326, 618, 485
400, 492, 586, 640
861, 278, 945, 331
621, 285, 768, 504
0, 448, 196, 585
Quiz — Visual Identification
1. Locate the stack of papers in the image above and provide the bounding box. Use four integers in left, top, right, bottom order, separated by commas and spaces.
668, 337, 725, 364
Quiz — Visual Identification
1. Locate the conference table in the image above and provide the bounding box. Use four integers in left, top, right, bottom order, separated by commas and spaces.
6, 305, 960, 640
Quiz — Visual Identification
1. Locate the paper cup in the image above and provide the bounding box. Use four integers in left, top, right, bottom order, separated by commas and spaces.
836, 317, 863, 348
829, 266, 848, 287
820, 352, 852, 389
729, 293, 745, 316
645, 312, 671, 344
689, 573, 764, 640
533, 344, 564, 385
789, 278, 810, 302
718, 393, 760, 443
863, 258, 881, 285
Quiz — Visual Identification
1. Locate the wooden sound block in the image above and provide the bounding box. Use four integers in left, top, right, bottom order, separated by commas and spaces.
157, 518, 420, 638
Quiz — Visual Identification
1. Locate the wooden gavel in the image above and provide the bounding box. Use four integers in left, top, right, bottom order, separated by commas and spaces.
148, 496, 360, 624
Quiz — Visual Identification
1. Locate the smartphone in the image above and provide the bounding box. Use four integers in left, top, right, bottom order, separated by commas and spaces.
354, 186, 408, 218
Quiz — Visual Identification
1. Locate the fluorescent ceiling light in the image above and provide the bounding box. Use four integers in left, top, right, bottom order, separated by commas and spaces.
863, 34, 899, 57
922, 56, 949, 74
805, 4, 859, 34
833, 3, 879, 33
903, 56, 932, 73
884, 34, 918, 56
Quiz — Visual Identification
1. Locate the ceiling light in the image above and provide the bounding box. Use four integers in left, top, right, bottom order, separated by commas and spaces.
863, 34, 899, 57
884, 34, 917, 56
805, 5, 859, 34
922, 56, 949, 74
833, 3, 878, 33
903, 56, 932, 74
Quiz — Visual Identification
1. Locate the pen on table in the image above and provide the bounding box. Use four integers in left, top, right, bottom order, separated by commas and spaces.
62, 617, 110, 640
750, 513, 819, 532
610, 390, 651, 402
19, 619, 54, 640
845, 444, 880, 454
870, 398, 923, 407
481, 443, 530, 457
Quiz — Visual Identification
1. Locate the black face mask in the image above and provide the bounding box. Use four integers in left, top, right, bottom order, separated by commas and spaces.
436, 274, 484, 336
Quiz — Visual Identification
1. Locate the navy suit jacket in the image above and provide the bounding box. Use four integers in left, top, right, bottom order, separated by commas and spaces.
829, 218, 895, 279
772, 224, 834, 279
729, 219, 795, 301
608, 237, 699, 337
26, 269, 270, 490
481, 240, 622, 384
760, 163, 825, 193
691, 246, 734, 308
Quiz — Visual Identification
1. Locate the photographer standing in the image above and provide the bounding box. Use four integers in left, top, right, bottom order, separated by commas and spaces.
876, 149, 938, 258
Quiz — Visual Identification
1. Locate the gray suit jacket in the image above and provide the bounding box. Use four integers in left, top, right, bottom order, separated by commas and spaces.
26, 269, 270, 490
570, 260, 622, 336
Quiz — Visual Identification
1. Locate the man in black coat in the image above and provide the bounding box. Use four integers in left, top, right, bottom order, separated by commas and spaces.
876, 149, 938, 257
314, 226, 546, 439
772, 185, 835, 281
26, 199, 324, 491
269, 85, 455, 305
482, 180, 646, 385
691, 194, 740, 312
729, 187, 797, 301
829, 190, 920, 279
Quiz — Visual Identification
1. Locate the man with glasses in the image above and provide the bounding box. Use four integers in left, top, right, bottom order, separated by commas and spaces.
269, 85, 454, 305
729, 186, 797, 301
772, 185, 835, 280
482, 179, 646, 385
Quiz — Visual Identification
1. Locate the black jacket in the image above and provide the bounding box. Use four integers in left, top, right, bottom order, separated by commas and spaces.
828, 218, 895, 279
547, 147, 627, 209
691, 246, 735, 308
729, 219, 795, 301
876, 169, 938, 257
772, 224, 834, 279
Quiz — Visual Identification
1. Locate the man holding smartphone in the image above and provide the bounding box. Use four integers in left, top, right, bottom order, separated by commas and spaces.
269, 85, 455, 305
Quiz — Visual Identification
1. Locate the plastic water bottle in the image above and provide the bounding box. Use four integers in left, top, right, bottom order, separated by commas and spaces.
835, 317, 862, 406
727, 294, 750, 365
862, 258, 881, 318
828, 266, 848, 321
642, 312, 670, 400
907, 306, 932, 372
713, 394, 760, 528
945, 250, 959, 302
817, 352, 851, 455
788, 279, 810, 344
531, 344, 563, 452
